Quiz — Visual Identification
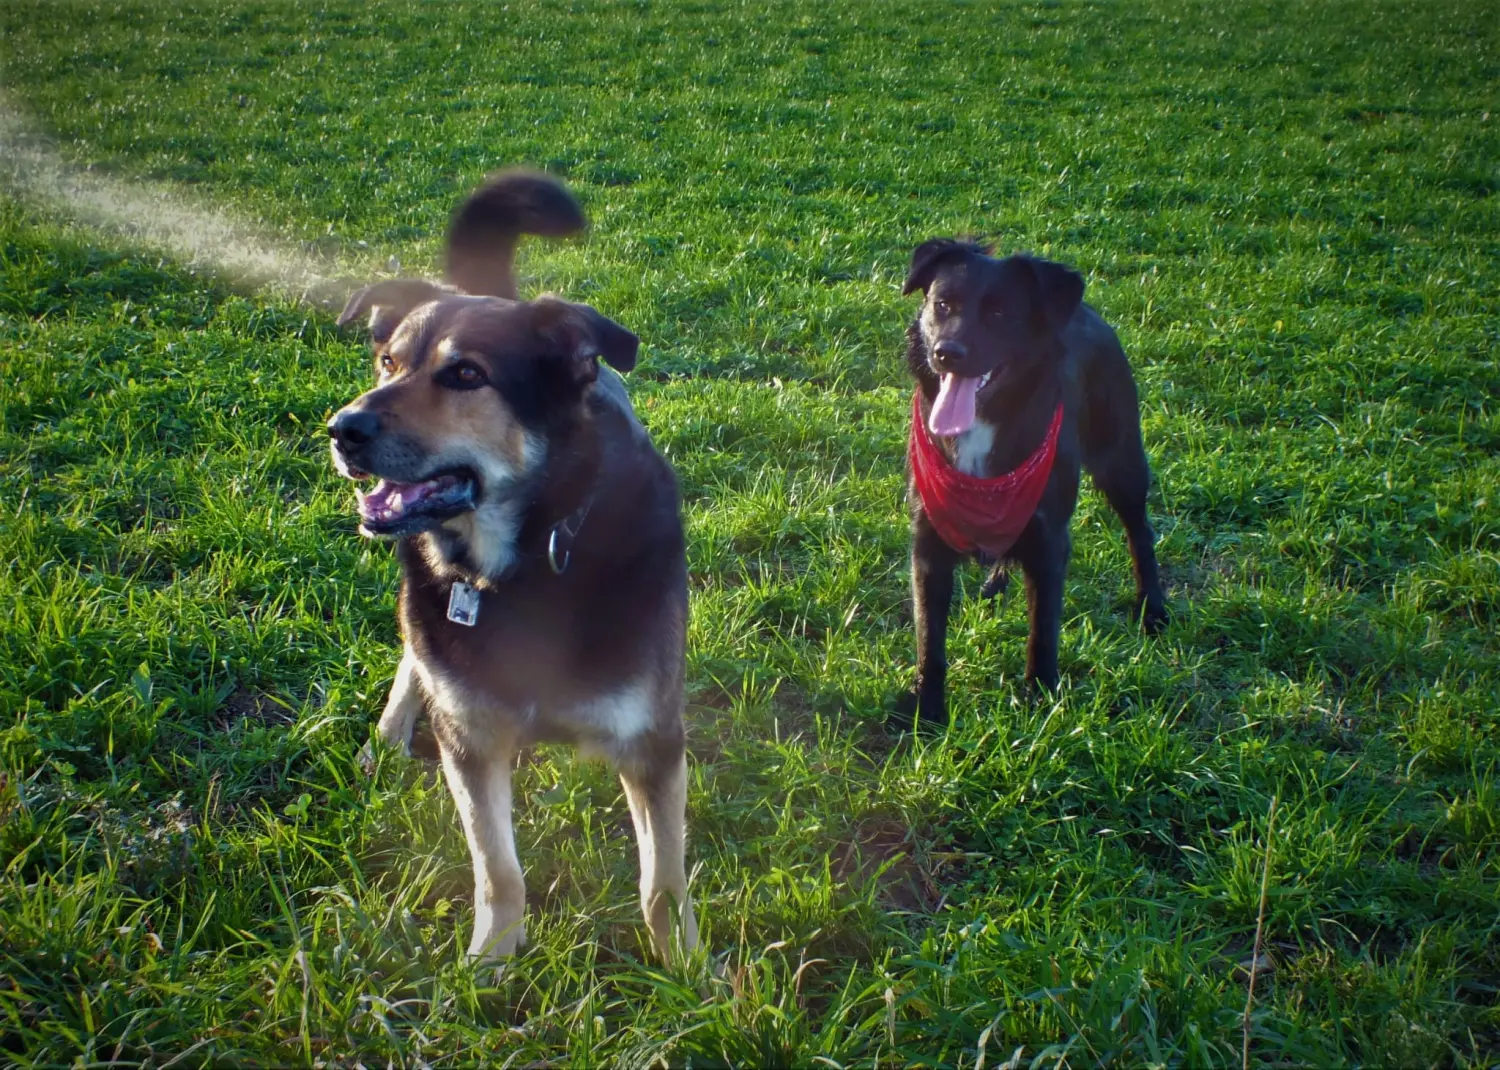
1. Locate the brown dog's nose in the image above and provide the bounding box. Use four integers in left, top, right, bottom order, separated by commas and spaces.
932, 340, 967, 370
328, 409, 381, 448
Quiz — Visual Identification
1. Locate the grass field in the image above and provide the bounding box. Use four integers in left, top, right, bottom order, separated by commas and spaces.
2, 0, 1498, 1064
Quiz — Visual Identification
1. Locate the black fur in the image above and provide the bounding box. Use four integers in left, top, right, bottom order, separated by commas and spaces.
901, 243, 1169, 725
395, 369, 688, 768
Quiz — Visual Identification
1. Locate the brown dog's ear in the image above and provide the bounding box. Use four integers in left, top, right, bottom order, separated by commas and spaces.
1020, 257, 1085, 330
531, 297, 640, 387
336, 279, 449, 344
902, 238, 988, 296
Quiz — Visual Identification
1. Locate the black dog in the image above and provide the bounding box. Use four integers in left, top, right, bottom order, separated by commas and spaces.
902, 239, 1168, 724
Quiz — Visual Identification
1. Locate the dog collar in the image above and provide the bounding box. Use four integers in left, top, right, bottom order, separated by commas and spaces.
909, 391, 1063, 558
546, 493, 594, 575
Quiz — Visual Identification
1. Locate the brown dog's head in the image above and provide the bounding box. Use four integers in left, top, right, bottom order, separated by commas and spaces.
903, 239, 1084, 436
326, 170, 634, 576
328, 286, 637, 543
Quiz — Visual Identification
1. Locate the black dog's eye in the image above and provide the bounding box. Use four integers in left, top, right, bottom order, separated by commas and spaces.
438, 361, 488, 390
933, 299, 953, 317
986, 304, 1004, 320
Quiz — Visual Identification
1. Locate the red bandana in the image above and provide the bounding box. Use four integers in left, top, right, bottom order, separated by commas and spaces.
908, 391, 1063, 557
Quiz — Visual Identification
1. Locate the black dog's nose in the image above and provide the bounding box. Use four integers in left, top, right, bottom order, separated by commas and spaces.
932, 340, 967, 370
328, 409, 381, 447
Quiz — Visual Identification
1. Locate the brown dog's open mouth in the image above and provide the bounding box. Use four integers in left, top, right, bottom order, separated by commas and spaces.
357, 471, 477, 536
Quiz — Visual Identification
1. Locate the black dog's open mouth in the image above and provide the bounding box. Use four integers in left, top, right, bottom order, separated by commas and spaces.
926, 367, 996, 437
356, 471, 477, 536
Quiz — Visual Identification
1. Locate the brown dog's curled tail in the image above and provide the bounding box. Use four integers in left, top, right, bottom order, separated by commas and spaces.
445, 170, 587, 300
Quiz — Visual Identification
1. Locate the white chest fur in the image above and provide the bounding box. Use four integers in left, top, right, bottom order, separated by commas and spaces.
952, 420, 997, 477
411, 645, 653, 754
563, 680, 654, 753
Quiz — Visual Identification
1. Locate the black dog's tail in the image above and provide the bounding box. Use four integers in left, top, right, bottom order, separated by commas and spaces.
445, 169, 586, 299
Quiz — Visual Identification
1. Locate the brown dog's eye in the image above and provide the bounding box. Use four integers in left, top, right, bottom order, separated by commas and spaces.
379, 353, 397, 374
438, 361, 488, 391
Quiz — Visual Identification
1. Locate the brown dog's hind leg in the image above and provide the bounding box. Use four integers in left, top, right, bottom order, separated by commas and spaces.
439, 744, 526, 961
619, 744, 698, 965
359, 646, 426, 772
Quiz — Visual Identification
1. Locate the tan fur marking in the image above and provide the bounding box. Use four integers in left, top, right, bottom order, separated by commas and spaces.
620, 754, 698, 964
438, 744, 526, 960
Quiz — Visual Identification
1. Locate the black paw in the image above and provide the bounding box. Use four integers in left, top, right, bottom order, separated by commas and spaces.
1025, 672, 1060, 695
886, 690, 947, 735
1139, 597, 1170, 636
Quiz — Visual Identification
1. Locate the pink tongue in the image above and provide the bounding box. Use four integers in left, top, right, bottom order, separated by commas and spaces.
359, 479, 427, 521
928, 373, 980, 437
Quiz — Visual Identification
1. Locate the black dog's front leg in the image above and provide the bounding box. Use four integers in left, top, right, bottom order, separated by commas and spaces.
912, 514, 959, 725
1020, 532, 1070, 691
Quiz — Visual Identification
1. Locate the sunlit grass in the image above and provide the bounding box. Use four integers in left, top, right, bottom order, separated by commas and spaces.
1, 0, 1497, 1064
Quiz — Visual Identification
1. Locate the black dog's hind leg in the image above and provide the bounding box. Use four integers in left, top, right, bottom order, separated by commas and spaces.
1091, 449, 1168, 633
911, 515, 959, 726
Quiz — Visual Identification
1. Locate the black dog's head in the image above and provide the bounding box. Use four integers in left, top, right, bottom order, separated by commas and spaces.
903, 239, 1084, 437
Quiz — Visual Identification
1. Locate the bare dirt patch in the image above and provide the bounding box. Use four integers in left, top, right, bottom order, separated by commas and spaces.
215, 688, 296, 730
834, 815, 940, 914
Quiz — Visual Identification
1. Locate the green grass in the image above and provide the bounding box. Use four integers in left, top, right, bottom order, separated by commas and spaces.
2, 0, 1498, 1064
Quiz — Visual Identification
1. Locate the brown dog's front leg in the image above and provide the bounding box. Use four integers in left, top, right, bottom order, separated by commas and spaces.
912, 514, 959, 726
376, 646, 424, 754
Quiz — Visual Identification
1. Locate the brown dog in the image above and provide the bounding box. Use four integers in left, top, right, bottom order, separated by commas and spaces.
328, 171, 697, 964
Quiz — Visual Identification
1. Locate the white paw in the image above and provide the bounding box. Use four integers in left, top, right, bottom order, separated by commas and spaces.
468, 917, 526, 963
376, 702, 418, 755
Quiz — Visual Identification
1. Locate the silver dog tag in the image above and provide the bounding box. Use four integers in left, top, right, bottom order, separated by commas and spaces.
447, 581, 480, 627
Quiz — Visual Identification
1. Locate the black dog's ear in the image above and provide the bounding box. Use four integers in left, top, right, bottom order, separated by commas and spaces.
337, 279, 449, 344
903, 239, 965, 296
531, 296, 640, 387
903, 238, 993, 296
1022, 257, 1085, 330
